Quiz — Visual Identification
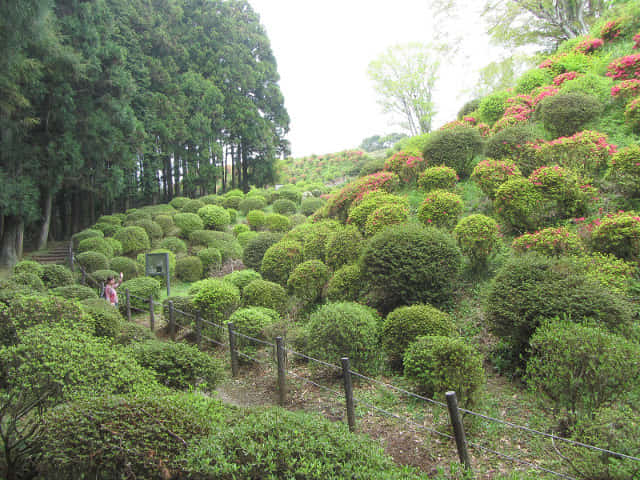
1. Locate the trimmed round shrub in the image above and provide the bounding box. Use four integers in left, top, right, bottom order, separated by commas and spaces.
226, 208, 237, 224
538, 92, 602, 138
159, 236, 187, 255
625, 96, 640, 133
453, 214, 501, 269
305, 302, 381, 373
124, 210, 152, 224
204, 232, 242, 262
197, 247, 222, 274
126, 340, 223, 389
494, 177, 544, 232
360, 223, 461, 312
261, 240, 304, 285
174, 213, 204, 239
77, 236, 114, 258
365, 204, 410, 236
246, 209, 267, 230
71, 229, 103, 249
457, 98, 481, 118
237, 230, 258, 247
591, 211, 640, 261
323, 172, 400, 221
526, 320, 640, 417
608, 144, 640, 197
154, 214, 175, 235
226, 306, 280, 347
567, 252, 636, 296
326, 264, 363, 302
534, 130, 615, 176
169, 196, 190, 209
93, 222, 122, 237
300, 197, 325, 216
104, 237, 123, 257
113, 226, 150, 254
485, 124, 539, 161
358, 156, 386, 176
132, 219, 163, 242
176, 256, 204, 282
162, 295, 198, 327
199, 194, 224, 205
301, 220, 341, 261
109, 256, 138, 279
181, 199, 205, 214
403, 336, 485, 407
118, 277, 161, 312
383, 151, 426, 184
512, 227, 584, 256
80, 297, 123, 338
417, 189, 464, 229
232, 224, 250, 237
223, 195, 243, 210
274, 186, 302, 204
530, 165, 594, 221
471, 158, 522, 199
9, 272, 45, 292
265, 213, 291, 232
325, 225, 363, 270
287, 260, 330, 303
197, 205, 230, 231
51, 284, 98, 301
477, 89, 511, 124
12, 260, 43, 277
41, 264, 74, 289
417, 165, 458, 192
96, 214, 122, 226
382, 304, 457, 369
75, 251, 109, 273
242, 279, 288, 315
515, 67, 554, 94
242, 232, 282, 271
188, 229, 218, 247
190, 279, 241, 325
272, 198, 297, 215
223, 269, 262, 291
347, 191, 407, 232
238, 196, 267, 215
485, 254, 634, 368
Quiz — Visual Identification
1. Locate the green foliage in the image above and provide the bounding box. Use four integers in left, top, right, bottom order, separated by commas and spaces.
458, 98, 481, 119
71, 229, 104, 250
227, 307, 280, 349
75, 251, 109, 273
417, 165, 458, 192
360, 223, 461, 312
51, 284, 99, 301
113, 226, 151, 254
274, 185, 302, 204
223, 269, 262, 290
472, 159, 523, 199
159, 236, 188, 255
103, 237, 123, 257
512, 227, 584, 256
246, 209, 267, 230
126, 340, 223, 390
326, 264, 364, 302
485, 124, 538, 161
608, 145, 640, 197
242, 279, 288, 315
477, 90, 511, 124
125, 210, 152, 224
232, 223, 250, 237
590, 210, 640, 261
382, 304, 457, 370
197, 247, 222, 274
119, 277, 161, 311
529, 165, 593, 222
188, 229, 219, 247
454, 214, 501, 268
567, 252, 636, 296
12, 260, 43, 278
494, 177, 544, 232
364, 204, 410, 236
181, 199, 206, 214
347, 191, 408, 232
8, 271, 45, 292
132, 219, 163, 242
176, 256, 204, 282
325, 225, 363, 270
40, 264, 74, 289
77, 236, 114, 258
417, 189, 464, 229
237, 230, 258, 248
242, 232, 282, 271
238, 196, 267, 215
305, 302, 381, 373
515, 68, 553, 94
162, 295, 198, 327
287, 260, 330, 303
272, 198, 297, 215
154, 214, 176, 236
559, 72, 613, 101
300, 197, 325, 217
261, 240, 304, 285
197, 204, 230, 231
301, 220, 341, 261
226, 207, 238, 224
170, 196, 190, 209
534, 130, 615, 176
265, 213, 291, 232
403, 335, 484, 408
223, 195, 243, 210
190, 231, 241, 262
80, 297, 123, 339
526, 320, 640, 417
190, 279, 240, 325
174, 213, 205, 239
422, 126, 484, 178
538, 92, 603, 137
109, 256, 138, 279
93, 222, 123, 237
625, 96, 640, 133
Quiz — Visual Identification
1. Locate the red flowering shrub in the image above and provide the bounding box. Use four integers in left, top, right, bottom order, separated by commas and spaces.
418, 165, 459, 192
417, 190, 464, 229
512, 227, 584, 256
534, 130, 617, 176
553, 71, 581, 86
591, 211, 640, 261
634, 32, 640, 49
600, 19, 622, 41
574, 38, 604, 54
529, 165, 595, 221
384, 151, 426, 184
531, 85, 560, 104
611, 79, 640, 99
606, 54, 640, 80
471, 159, 522, 199
607, 145, 640, 196
624, 97, 640, 132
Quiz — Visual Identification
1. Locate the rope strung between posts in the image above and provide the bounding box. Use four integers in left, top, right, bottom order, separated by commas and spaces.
283, 348, 343, 372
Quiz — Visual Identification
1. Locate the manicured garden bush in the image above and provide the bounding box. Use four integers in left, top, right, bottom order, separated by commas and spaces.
190, 230, 241, 261
287, 260, 330, 303
403, 335, 484, 407
606, 53, 640, 80
176, 256, 204, 282
537, 92, 602, 137
422, 126, 483, 178
77, 236, 114, 258
383, 151, 426, 184
51, 284, 98, 301
607, 144, 640, 196
197, 247, 222, 274
12, 259, 43, 278
347, 191, 405, 232
197, 204, 230, 231
472, 158, 523, 200
75, 251, 109, 273
325, 225, 363, 270
512, 227, 584, 256
305, 302, 381, 373
485, 124, 539, 162
494, 177, 544, 232
93, 221, 122, 237
360, 223, 461, 312
453, 214, 501, 269
181, 199, 205, 214
382, 304, 457, 370
96, 214, 122, 226
301, 220, 341, 261
300, 197, 325, 216
226, 306, 280, 349
526, 320, 640, 418
199, 194, 224, 206
159, 236, 188, 255
113, 226, 151, 254
232, 223, 250, 237
273, 185, 302, 204
242, 279, 288, 315
272, 198, 297, 215
237, 230, 258, 247
238, 196, 267, 215
265, 213, 291, 232
223, 269, 262, 290
188, 229, 218, 247
515, 68, 553, 94
242, 232, 282, 271
534, 130, 616, 176
109, 256, 138, 279
529, 165, 594, 222
126, 340, 224, 390
246, 209, 267, 230
477, 89, 511, 124
41, 264, 74, 289
169, 196, 190, 209
80, 297, 123, 338
364, 204, 410, 236
624, 96, 640, 132
104, 237, 123, 256
417, 189, 464, 229
132, 219, 163, 242
118, 277, 161, 312
174, 212, 205, 239
261, 240, 304, 285
417, 165, 458, 192
154, 214, 175, 235
590, 210, 640, 261
223, 195, 243, 210
190, 279, 240, 326
124, 210, 152, 224
326, 264, 363, 302
7, 271, 45, 292
162, 295, 198, 327
71, 229, 103, 249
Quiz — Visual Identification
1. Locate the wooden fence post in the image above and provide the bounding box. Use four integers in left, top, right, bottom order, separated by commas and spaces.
195, 311, 203, 348
276, 336, 286, 406
168, 300, 175, 339
341, 357, 356, 432
446, 391, 472, 473
228, 322, 239, 377
69, 245, 74, 272
125, 289, 131, 322
149, 296, 155, 332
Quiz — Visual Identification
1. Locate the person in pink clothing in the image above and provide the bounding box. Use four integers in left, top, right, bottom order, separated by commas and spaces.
104, 272, 124, 306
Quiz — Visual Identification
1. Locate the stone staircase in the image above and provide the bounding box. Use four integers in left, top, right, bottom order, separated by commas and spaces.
30, 243, 69, 265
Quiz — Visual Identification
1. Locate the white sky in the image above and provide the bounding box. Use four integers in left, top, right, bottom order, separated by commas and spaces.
249, 0, 504, 157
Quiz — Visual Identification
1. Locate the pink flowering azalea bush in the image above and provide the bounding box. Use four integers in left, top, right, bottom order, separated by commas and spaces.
512, 227, 584, 257
600, 19, 622, 41
611, 79, 640, 100
574, 38, 604, 54
453, 214, 501, 270
606, 54, 640, 80
634, 32, 640, 49
590, 210, 640, 261
534, 130, 617, 176
553, 71, 581, 86
607, 145, 640, 196
418, 165, 459, 192
383, 151, 426, 184
417, 190, 464, 229
471, 159, 522, 199
624, 97, 640, 132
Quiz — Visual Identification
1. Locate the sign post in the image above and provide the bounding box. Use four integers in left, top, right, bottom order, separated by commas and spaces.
145, 252, 171, 297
